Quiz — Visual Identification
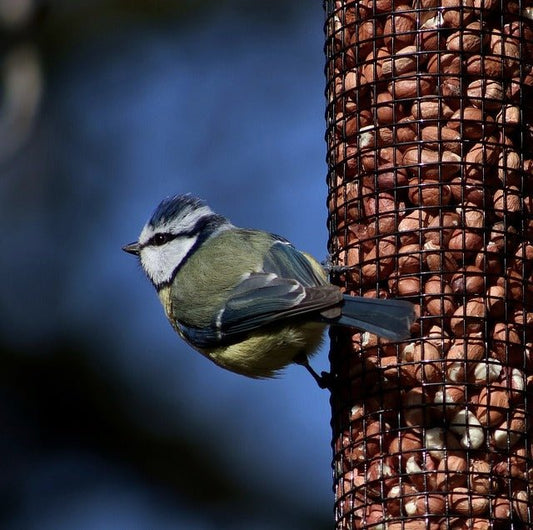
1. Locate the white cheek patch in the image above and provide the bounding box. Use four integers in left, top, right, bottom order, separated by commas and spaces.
140, 235, 197, 286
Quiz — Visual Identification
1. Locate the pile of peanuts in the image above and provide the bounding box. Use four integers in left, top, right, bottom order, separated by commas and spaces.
325, 0, 533, 527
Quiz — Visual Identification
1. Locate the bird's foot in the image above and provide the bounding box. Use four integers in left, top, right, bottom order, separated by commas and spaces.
293, 353, 333, 390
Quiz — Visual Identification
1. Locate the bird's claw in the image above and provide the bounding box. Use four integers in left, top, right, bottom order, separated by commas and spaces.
293, 353, 334, 391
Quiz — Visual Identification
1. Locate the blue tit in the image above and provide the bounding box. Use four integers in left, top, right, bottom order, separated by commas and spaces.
123, 194, 415, 384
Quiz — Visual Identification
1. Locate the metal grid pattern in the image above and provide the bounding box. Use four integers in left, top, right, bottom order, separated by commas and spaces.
324, 0, 533, 527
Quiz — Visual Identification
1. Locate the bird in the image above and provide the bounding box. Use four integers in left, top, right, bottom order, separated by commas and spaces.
122, 194, 415, 386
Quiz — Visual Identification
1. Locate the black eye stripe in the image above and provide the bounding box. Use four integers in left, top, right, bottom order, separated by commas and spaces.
142, 214, 228, 275
150, 233, 175, 246
147, 215, 218, 247
145, 222, 202, 248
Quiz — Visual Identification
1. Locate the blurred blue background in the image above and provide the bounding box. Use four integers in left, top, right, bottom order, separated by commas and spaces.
0, 1, 332, 529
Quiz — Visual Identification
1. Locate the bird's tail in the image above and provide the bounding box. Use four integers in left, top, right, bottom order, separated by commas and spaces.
333, 295, 416, 341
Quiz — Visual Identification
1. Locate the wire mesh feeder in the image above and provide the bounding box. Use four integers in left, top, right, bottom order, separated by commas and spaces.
324, 0, 533, 528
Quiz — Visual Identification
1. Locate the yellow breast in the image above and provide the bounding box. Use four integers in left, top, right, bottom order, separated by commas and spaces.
201, 321, 327, 378
157, 274, 328, 378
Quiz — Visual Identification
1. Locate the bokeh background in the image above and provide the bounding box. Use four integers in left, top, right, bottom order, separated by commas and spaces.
0, 1, 332, 528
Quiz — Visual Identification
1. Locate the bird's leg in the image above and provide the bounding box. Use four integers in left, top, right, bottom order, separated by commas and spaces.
293, 353, 333, 390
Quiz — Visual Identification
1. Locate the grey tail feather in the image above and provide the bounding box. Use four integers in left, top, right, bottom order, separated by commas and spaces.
330, 295, 416, 341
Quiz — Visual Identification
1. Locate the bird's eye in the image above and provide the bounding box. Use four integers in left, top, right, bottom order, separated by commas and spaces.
153, 233, 171, 246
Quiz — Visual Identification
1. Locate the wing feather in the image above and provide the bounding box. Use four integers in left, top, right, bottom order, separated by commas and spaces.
178, 240, 340, 348
262, 238, 328, 287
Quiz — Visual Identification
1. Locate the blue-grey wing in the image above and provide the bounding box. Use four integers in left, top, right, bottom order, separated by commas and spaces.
221, 272, 340, 330
177, 236, 337, 348
179, 272, 341, 349
262, 237, 328, 287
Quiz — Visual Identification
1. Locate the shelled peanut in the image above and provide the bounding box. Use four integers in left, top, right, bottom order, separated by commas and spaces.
333, 359, 533, 525
327, 0, 533, 526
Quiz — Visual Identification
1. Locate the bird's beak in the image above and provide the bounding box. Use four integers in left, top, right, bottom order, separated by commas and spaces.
122, 242, 140, 255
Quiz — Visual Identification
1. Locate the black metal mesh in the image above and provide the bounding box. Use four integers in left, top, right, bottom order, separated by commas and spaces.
324, 0, 533, 528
